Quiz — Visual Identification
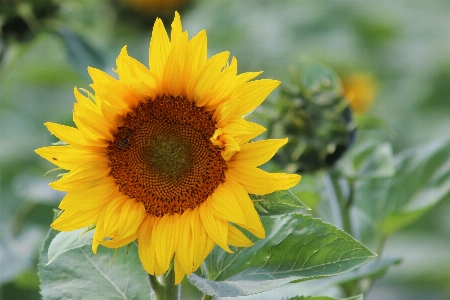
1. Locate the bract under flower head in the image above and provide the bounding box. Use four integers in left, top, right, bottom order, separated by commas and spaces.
35, 12, 301, 284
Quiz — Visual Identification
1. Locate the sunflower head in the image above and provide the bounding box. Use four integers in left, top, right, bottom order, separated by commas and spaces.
263, 59, 355, 173
36, 12, 301, 284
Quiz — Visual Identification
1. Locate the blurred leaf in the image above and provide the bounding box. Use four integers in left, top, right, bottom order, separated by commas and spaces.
291, 174, 322, 210
251, 190, 309, 215
50, 27, 106, 78
189, 214, 375, 297
354, 115, 395, 136
46, 227, 94, 265
353, 139, 450, 246
15, 268, 40, 289
332, 257, 401, 287
299, 58, 342, 102
286, 295, 362, 300
380, 140, 450, 235
39, 229, 152, 300
0, 227, 46, 283
338, 130, 395, 179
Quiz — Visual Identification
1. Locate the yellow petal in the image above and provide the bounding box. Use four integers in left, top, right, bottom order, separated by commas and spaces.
59, 177, 118, 211
175, 209, 193, 275
72, 88, 114, 145
199, 200, 232, 253
162, 32, 189, 97
100, 233, 137, 249
224, 177, 265, 239
216, 133, 240, 161
73, 103, 114, 141
186, 30, 207, 83
212, 98, 240, 128
88, 67, 140, 109
228, 138, 288, 167
100, 196, 127, 237
73, 87, 100, 113
233, 79, 280, 116
194, 234, 215, 271
44, 122, 87, 145
117, 199, 146, 239
34, 145, 104, 170
235, 71, 263, 86
170, 11, 183, 43
51, 207, 103, 231
190, 208, 215, 270
153, 214, 178, 274
222, 116, 267, 145
116, 46, 157, 99
149, 18, 171, 79
209, 185, 245, 224
50, 160, 110, 191
206, 57, 238, 110
187, 51, 230, 106
174, 256, 186, 285
227, 167, 301, 195
138, 215, 157, 275
227, 224, 253, 247
92, 205, 110, 253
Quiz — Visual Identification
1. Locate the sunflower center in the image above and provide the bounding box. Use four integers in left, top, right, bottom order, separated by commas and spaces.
107, 95, 227, 217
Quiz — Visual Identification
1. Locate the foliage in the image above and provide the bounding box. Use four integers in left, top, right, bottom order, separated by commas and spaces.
1, 1, 450, 300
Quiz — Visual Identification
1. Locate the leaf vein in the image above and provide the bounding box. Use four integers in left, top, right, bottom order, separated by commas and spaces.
80, 248, 129, 300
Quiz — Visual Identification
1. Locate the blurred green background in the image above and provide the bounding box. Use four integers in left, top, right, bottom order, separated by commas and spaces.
1, 0, 449, 299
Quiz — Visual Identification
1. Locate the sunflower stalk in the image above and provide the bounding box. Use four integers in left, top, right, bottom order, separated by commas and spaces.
148, 269, 179, 300
324, 171, 367, 297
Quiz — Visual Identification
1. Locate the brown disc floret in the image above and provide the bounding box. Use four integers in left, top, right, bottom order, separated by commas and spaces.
107, 95, 227, 217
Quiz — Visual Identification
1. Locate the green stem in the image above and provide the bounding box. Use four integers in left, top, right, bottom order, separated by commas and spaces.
148, 269, 179, 300
341, 178, 355, 236
202, 294, 214, 300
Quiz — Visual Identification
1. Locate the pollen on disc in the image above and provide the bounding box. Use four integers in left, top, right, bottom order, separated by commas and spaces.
107, 95, 227, 217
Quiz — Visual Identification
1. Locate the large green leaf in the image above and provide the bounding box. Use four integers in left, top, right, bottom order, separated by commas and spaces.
251, 190, 309, 215
39, 229, 152, 300
189, 214, 375, 297
380, 140, 450, 235
287, 295, 362, 300
354, 140, 450, 243
46, 227, 94, 265
353, 138, 450, 247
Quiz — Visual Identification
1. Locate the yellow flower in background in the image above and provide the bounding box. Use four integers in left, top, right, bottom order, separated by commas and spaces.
35, 12, 300, 284
123, 0, 190, 14
342, 73, 377, 114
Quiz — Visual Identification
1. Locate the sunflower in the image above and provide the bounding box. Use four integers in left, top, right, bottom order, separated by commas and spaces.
36, 12, 301, 284
343, 73, 377, 114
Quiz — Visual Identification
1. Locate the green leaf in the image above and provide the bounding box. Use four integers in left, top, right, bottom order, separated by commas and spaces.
380, 140, 450, 235
353, 140, 450, 246
50, 27, 106, 78
286, 295, 363, 300
337, 130, 395, 180
330, 257, 401, 286
46, 227, 94, 265
189, 214, 375, 297
251, 190, 309, 215
39, 229, 152, 300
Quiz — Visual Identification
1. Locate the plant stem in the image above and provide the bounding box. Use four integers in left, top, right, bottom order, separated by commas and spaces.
341, 178, 355, 236
148, 269, 179, 300
202, 294, 214, 300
